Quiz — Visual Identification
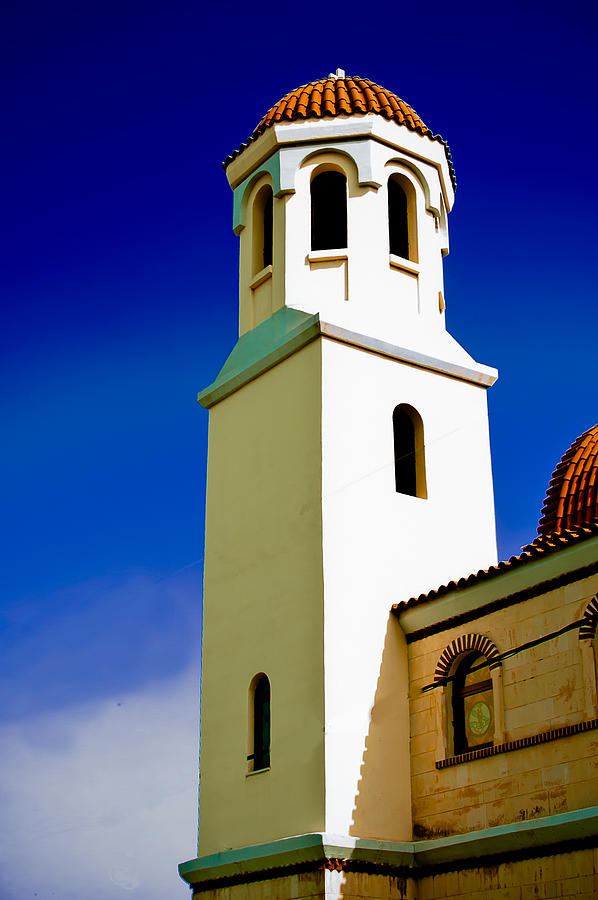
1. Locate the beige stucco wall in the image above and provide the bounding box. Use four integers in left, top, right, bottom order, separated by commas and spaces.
408, 572, 598, 837
198, 340, 325, 856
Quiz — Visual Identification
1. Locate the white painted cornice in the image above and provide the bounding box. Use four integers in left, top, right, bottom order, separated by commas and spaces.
225, 115, 454, 211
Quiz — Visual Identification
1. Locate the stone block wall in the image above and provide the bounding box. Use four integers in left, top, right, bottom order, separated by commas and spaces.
408, 574, 598, 836
417, 848, 598, 899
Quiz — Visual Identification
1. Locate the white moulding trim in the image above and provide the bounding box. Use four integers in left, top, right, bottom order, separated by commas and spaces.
281, 139, 381, 193
226, 116, 454, 212
308, 249, 348, 264
319, 322, 498, 387
389, 254, 420, 275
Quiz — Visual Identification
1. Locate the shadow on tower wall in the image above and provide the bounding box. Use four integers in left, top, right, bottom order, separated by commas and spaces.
349, 612, 413, 843
330, 615, 416, 900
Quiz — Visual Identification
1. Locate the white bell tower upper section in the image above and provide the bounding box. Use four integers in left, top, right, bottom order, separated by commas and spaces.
225, 72, 471, 366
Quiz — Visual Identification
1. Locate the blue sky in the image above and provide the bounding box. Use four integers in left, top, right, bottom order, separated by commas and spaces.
2, 0, 597, 896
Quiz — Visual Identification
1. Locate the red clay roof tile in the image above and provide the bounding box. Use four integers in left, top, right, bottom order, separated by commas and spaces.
223, 75, 455, 188
336, 80, 351, 115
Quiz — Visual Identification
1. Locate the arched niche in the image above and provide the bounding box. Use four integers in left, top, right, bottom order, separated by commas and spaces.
393, 403, 427, 498
384, 157, 437, 217
247, 672, 271, 773
232, 154, 281, 236
310, 168, 347, 251
388, 172, 418, 263
252, 182, 273, 274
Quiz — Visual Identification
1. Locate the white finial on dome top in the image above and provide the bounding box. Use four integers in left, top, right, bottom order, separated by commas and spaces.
328, 68, 345, 79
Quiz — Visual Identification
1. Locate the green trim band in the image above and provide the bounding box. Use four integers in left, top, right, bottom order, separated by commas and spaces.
179, 806, 598, 886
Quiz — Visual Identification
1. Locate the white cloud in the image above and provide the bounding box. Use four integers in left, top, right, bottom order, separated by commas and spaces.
0, 666, 200, 899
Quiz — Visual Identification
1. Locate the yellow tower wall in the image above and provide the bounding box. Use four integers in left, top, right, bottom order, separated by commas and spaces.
198, 340, 325, 856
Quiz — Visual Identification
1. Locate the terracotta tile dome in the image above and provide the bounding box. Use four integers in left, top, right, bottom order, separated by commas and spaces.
224, 74, 455, 186
537, 424, 598, 536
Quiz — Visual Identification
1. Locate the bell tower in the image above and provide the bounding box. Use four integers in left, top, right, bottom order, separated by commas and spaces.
180, 73, 498, 896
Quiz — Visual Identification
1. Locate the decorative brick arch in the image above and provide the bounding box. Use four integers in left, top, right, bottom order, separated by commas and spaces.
579, 595, 598, 641
435, 633, 501, 683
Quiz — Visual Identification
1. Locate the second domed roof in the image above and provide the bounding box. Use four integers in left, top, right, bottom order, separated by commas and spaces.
224, 74, 455, 186
255, 76, 432, 137
537, 423, 598, 536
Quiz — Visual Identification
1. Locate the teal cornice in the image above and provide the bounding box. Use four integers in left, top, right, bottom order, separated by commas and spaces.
179, 806, 598, 885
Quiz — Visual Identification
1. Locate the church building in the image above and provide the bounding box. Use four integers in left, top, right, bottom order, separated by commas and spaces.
179, 73, 598, 899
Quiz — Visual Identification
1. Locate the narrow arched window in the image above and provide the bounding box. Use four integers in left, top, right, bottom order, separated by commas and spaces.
248, 674, 270, 772
252, 185, 273, 274
452, 652, 494, 755
388, 179, 408, 258
262, 191, 273, 268
311, 171, 347, 251
393, 404, 427, 498
388, 174, 417, 262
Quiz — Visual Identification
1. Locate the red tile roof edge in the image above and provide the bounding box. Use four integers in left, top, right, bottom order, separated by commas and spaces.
223, 76, 456, 190
392, 521, 598, 614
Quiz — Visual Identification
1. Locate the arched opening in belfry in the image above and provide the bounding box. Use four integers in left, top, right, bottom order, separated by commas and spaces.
252, 184, 273, 273
388, 173, 417, 262
310, 170, 347, 251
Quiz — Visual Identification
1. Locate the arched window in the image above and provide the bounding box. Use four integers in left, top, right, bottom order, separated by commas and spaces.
388, 179, 408, 259
435, 633, 503, 759
252, 184, 273, 274
393, 404, 427, 498
452, 652, 494, 755
311, 171, 347, 251
248, 673, 270, 772
388, 174, 417, 262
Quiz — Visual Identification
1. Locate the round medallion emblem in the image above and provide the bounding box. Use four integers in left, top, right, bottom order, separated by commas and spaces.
468, 700, 491, 736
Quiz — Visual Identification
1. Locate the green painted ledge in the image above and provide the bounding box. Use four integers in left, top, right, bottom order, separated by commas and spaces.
197, 307, 320, 409
179, 806, 598, 885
